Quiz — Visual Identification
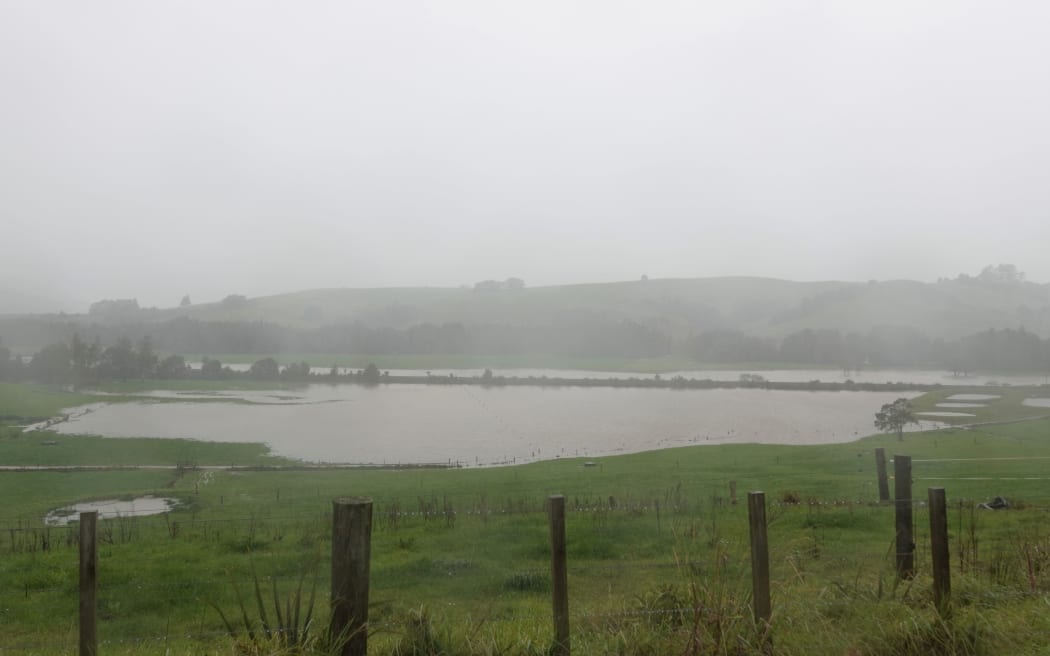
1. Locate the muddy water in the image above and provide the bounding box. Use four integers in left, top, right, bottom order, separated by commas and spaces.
53, 385, 932, 466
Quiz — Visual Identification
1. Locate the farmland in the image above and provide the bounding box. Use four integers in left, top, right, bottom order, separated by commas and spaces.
1, 381, 1050, 653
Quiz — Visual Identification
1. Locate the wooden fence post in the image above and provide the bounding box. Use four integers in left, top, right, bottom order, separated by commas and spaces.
875, 448, 889, 503
548, 495, 570, 656
79, 511, 98, 656
747, 492, 771, 628
894, 455, 915, 579
330, 497, 372, 656
929, 487, 951, 616
730, 480, 738, 505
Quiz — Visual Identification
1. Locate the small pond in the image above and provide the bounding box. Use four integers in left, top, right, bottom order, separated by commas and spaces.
45, 496, 179, 526
1023, 398, 1050, 408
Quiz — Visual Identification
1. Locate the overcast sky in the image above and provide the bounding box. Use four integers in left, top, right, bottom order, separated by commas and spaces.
2, 1, 1049, 312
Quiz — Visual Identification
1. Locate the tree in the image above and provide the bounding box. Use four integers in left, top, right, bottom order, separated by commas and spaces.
136, 336, 158, 378
157, 354, 187, 379
180, 295, 191, 307
282, 361, 311, 380
99, 336, 137, 381
0, 342, 12, 381
361, 362, 381, 384
201, 357, 226, 379
29, 343, 72, 384
875, 398, 918, 441
249, 357, 280, 379
70, 333, 99, 387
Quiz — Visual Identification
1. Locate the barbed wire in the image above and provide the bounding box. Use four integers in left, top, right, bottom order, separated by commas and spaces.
5, 496, 1048, 534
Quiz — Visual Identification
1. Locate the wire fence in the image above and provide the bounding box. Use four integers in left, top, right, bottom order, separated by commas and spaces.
3, 458, 1049, 653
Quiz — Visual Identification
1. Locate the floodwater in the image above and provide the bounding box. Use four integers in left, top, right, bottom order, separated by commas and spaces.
189, 364, 1050, 387
916, 411, 977, 417
1023, 398, 1050, 408
44, 496, 178, 526
946, 394, 1002, 401
53, 385, 934, 466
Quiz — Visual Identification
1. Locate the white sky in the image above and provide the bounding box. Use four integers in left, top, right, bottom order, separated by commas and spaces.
2, 1, 1049, 312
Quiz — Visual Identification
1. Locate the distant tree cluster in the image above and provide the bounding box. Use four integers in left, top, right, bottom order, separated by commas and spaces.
221, 294, 249, 309
2, 317, 1050, 376
0, 335, 341, 386
473, 278, 525, 292
88, 298, 141, 322
947, 264, 1027, 285
687, 326, 1050, 374
17, 334, 186, 386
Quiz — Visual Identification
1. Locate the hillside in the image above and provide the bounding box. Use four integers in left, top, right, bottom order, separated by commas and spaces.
154, 276, 1050, 340
3, 276, 1050, 361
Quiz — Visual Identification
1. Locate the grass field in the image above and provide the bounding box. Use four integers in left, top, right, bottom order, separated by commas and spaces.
2, 383, 1050, 654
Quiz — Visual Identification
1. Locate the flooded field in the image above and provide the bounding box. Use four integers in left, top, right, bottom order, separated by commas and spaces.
53, 385, 933, 466
190, 364, 1050, 387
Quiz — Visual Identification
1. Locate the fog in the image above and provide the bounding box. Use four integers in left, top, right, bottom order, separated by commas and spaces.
2, 1, 1049, 312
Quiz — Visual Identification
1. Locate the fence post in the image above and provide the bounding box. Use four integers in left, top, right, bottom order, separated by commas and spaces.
79, 511, 98, 656
894, 455, 915, 579
548, 494, 570, 656
875, 448, 889, 503
730, 480, 738, 505
747, 492, 771, 629
929, 487, 951, 616
330, 497, 372, 656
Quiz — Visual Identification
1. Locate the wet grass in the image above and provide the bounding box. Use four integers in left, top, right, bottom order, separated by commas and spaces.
0, 383, 98, 420
911, 385, 1050, 425
0, 432, 288, 468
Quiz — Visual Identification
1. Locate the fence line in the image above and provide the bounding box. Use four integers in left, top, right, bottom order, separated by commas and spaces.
4, 451, 1044, 653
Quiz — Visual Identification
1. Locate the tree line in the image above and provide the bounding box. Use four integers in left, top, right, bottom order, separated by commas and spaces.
2, 319, 1050, 380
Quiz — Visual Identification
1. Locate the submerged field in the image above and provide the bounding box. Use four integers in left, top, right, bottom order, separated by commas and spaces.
2, 382, 1050, 654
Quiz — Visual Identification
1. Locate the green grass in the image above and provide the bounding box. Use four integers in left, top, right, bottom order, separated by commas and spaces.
0, 432, 289, 468
4, 382, 1050, 654
911, 385, 1050, 425
0, 383, 98, 420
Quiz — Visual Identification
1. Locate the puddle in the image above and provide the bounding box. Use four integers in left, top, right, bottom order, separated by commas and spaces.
44, 496, 179, 526
945, 394, 1001, 401
936, 402, 986, 408
1023, 398, 1050, 408
916, 411, 977, 418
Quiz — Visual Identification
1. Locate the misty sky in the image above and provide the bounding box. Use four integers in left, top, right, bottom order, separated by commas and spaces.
3, 1, 1049, 312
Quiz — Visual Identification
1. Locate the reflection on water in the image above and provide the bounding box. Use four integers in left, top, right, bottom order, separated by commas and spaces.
54, 384, 933, 466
